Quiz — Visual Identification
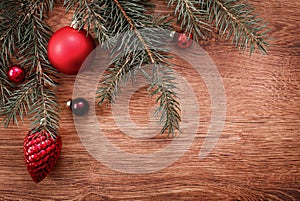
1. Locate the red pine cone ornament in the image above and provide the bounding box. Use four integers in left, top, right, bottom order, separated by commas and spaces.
24, 130, 62, 183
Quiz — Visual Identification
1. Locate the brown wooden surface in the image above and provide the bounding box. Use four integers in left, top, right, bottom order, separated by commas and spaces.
1, 0, 300, 200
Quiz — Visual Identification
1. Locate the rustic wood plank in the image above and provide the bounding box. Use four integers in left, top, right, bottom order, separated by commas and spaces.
0, 0, 299, 200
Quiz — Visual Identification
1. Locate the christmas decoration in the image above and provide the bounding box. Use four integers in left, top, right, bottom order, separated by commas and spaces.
7, 65, 25, 83
0, 0, 270, 136
47, 26, 96, 75
67, 98, 90, 116
1, 0, 270, 182
174, 32, 193, 48
24, 130, 62, 183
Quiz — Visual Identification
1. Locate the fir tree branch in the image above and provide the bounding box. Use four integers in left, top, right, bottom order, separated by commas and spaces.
1, 0, 269, 138
1, 82, 33, 127
97, 52, 181, 137
64, 0, 109, 44
0, 0, 59, 137
147, 64, 181, 137
25, 15, 59, 137
97, 55, 132, 104
0, 1, 25, 62
95, 0, 171, 103
207, 0, 269, 54
92, 0, 181, 136
168, 0, 211, 41
112, 0, 155, 63
0, 58, 11, 107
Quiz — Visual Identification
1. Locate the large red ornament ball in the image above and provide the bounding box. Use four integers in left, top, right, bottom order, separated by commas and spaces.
47, 26, 96, 75
174, 32, 193, 48
7, 65, 25, 83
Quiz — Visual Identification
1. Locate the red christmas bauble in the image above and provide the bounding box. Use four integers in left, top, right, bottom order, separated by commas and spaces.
24, 130, 62, 183
174, 32, 193, 48
47, 26, 96, 75
7, 65, 25, 83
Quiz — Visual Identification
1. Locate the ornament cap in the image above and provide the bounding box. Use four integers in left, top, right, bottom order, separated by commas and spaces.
70, 18, 81, 29
66, 99, 72, 108
170, 31, 176, 38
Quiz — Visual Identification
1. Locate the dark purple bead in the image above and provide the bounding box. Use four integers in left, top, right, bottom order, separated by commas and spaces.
70, 98, 89, 116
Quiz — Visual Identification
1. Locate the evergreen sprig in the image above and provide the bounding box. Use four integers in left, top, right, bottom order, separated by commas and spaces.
64, 0, 109, 44
206, 0, 269, 54
1, 0, 269, 137
168, 0, 211, 41
0, 0, 59, 138
0, 57, 11, 107
87, 0, 181, 136
169, 0, 269, 53
148, 64, 181, 136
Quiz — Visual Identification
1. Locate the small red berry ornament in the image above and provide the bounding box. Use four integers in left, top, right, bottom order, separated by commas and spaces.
7, 65, 25, 83
24, 130, 62, 183
47, 26, 96, 75
174, 32, 193, 48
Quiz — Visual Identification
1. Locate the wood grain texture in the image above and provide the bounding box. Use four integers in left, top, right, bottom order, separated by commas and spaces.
0, 0, 300, 200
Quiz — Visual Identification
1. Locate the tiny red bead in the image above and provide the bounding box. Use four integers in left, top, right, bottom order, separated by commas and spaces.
27, 148, 33, 155
45, 139, 51, 146
7, 65, 25, 83
28, 156, 33, 162
40, 141, 47, 149
33, 145, 39, 153
46, 146, 53, 154
35, 138, 41, 144
39, 150, 46, 156
37, 143, 42, 151
32, 154, 38, 161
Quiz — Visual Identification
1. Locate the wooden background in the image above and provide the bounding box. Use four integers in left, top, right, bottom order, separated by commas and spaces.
1, 0, 299, 200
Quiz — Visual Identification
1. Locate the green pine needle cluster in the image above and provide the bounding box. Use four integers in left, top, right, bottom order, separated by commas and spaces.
0, 0, 269, 137
65, 0, 181, 136
170, 0, 269, 53
207, 0, 269, 54
169, 0, 211, 41
0, 0, 59, 138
